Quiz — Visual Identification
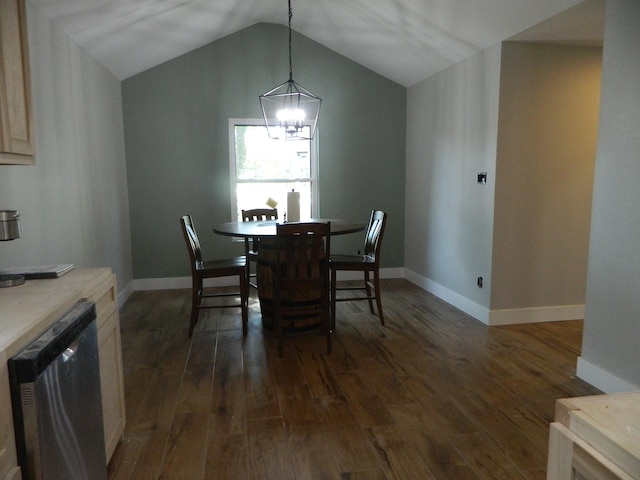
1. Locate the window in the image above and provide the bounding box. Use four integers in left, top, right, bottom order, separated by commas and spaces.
229, 119, 318, 221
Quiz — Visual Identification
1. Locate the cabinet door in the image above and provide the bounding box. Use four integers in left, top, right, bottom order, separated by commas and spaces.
0, 0, 35, 164
0, 352, 21, 480
98, 309, 126, 462
547, 423, 634, 480
87, 272, 126, 463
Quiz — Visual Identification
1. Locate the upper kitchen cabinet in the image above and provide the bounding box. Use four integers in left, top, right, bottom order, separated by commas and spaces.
0, 0, 35, 165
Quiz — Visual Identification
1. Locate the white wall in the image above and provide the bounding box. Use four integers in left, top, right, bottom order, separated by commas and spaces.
0, 2, 133, 297
405, 40, 601, 327
406, 0, 640, 393
579, 0, 640, 392
405, 45, 501, 323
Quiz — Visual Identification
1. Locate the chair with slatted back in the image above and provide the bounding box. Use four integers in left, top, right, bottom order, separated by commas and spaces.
241, 208, 278, 290
180, 215, 248, 337
272, 221, 331, 356
330, 210, 387, 327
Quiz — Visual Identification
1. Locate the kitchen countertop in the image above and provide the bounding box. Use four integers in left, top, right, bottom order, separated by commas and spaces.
0, 268, 113, 358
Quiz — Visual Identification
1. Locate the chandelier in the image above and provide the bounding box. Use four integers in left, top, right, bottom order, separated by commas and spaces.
259, 0, 321, 140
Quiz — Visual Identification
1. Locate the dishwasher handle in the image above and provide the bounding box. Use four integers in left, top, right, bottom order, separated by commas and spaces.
8, 301, 97, 382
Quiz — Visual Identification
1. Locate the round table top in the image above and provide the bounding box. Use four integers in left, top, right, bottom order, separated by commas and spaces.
213, 219, 365, 237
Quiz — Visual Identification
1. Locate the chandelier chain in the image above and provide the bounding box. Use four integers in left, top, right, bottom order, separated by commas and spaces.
288, 0, 293, 81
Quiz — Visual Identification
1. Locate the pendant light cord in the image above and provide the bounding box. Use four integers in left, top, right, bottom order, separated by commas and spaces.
288, 0, 293, 81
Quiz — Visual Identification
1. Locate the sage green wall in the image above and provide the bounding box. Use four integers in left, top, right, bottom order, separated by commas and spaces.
122, 23, 406, 280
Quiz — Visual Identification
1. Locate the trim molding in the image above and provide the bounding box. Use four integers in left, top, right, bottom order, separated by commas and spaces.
134, 276, 194, 291
116, 281, 135, 309
489, 304, 584, 326
576, 357, 640, 394
404, 270, 489, 324
125, 268, 583, 327
404, 269, 584, 326
131, 267, 407, 292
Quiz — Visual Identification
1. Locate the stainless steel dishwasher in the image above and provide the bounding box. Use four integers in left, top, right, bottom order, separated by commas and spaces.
8, 301, 107, 480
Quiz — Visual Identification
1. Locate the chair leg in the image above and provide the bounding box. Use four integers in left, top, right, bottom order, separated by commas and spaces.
243, 240, 251, 294
246, 260, 252, 298
364, 271, 375, 314
322, 283, 332, 354
373, 270, 384, 325
240, 270, 248, 336
189, 279, 202, 337
276, 314, 283, 358
325, 311, 332, 354
330, 268, 337, 330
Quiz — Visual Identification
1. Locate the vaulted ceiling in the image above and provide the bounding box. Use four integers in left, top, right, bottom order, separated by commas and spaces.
28, 0, 604, 87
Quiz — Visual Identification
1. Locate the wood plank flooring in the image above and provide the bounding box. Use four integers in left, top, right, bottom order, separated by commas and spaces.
107, 279, 600, 480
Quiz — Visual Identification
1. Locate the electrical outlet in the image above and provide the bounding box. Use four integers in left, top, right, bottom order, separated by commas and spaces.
477, 276, 483, 288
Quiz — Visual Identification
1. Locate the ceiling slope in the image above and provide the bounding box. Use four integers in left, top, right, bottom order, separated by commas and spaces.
27, 0, 603, 86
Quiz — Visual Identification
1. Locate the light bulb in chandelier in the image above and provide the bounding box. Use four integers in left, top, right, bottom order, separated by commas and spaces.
277, 108, 306, 134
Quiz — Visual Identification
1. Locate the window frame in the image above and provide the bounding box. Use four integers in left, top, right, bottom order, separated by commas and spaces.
228, 118, 319, 222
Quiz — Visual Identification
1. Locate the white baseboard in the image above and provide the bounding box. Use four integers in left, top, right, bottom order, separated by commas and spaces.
489, 304, 584, 326
117, 281, 135, 309
131, 267, 406, 292
404, 270, 490, 324
576, 357, 640, 394
404, 269, 584, 326
129, 268, 582, 327
133, 276, 194, 291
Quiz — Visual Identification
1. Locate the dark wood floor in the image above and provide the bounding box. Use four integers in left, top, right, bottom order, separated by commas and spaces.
107, 279, 600, 480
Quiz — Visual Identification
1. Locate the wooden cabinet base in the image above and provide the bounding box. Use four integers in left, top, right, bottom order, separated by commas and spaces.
546, 393, 640, 480
86, 272, 126, 462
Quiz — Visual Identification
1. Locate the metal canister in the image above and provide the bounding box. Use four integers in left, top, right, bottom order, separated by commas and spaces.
0, 210, 21, 241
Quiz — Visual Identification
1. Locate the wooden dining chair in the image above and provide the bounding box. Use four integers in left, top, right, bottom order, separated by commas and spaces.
180, 215, 248, 337
272, 221, 331, 356
241, 208, 278, 290
330, 210, 387, 327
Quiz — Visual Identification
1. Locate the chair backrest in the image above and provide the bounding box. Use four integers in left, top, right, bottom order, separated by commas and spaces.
180, 215, 202, 271
363, 210, 387, 261
242, 208, 278, 222
274, 222, 331, 298
242, 208, 278, 253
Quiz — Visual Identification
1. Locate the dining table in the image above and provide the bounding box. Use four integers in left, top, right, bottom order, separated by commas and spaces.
213, 218, 365, 329
213, 218, 365, 238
